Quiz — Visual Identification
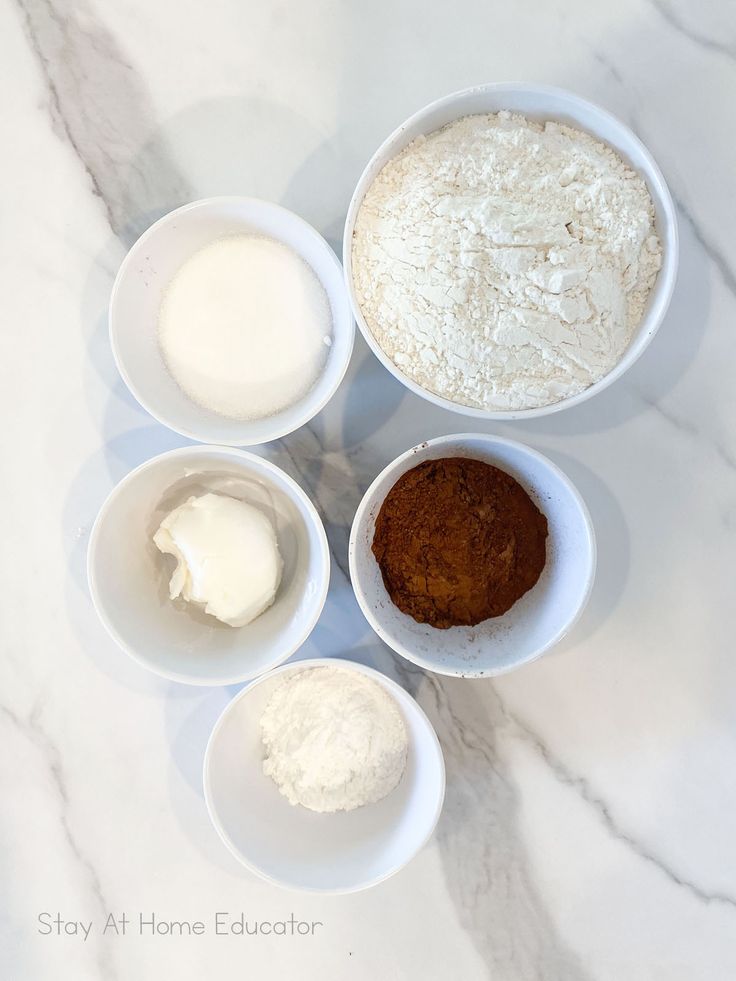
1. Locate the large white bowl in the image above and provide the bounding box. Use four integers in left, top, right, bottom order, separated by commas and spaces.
204, 657, 445, 893
343, 82, 679, 419
111, 197, 354, 445
87, 445, 330, 686
349, 434, 596, 677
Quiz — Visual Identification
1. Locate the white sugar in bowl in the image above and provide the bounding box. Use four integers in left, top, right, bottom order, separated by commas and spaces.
110, 197, 354, 446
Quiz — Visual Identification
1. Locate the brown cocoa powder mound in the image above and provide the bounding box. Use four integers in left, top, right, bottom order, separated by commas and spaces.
371, 457, 548, 629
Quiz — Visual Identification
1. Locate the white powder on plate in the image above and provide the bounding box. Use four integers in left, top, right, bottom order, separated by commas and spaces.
260, 666, 408, 813
352, 111, 663, 410
158, 234, 332, 420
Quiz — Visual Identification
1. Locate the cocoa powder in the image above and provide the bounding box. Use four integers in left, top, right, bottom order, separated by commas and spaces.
371, 457, 548, 629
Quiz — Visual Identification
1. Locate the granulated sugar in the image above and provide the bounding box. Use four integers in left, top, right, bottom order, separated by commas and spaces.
158, 235, 332, 420
352, 111, 662, 410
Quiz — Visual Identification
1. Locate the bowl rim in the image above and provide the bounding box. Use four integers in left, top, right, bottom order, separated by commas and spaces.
109, 195, 355, 446
86, 444, 331, 686
202, 656, 447, 894
342, 81, 679, 420
348, 433, 597, 677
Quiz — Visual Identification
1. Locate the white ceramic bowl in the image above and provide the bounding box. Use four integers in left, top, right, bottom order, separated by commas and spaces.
349, 434, 596, 677
111, 197, 354, 445
343, 82, 679, 419
204, 657, 445, 893
87, 445, 330, 686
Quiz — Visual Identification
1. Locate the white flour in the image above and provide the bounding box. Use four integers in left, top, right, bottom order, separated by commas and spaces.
260, 667, 408, 813
352, 111, 662, 410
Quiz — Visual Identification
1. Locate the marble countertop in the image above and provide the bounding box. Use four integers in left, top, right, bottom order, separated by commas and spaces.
3, 0, 735, 977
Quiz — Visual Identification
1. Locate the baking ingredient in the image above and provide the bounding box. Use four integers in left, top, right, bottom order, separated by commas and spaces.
352, 111, 663, 410
260, 666, 408, 813
158, 235, 332, 420
372, 457, 548, 628
153, 492, 282, 627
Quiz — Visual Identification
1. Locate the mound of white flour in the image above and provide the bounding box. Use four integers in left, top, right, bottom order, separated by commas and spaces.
352, 111, 662, 410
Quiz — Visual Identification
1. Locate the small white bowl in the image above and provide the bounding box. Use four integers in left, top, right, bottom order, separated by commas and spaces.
110, 197, 354, 445
349, 434, 596, 677
343, 82, 678, 419
203, 657, 445, 893
87, 445, 330, 686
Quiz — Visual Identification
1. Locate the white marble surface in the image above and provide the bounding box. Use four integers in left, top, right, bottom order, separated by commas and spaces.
2, 0, 735, 977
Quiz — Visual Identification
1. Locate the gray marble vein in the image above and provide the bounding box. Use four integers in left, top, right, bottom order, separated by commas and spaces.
633, 389, 736, 473
502, 700, 736, 910
671, 192, 736, 298
11, 0, 190, 243
592, 44, 736, 304
416, 674, 592, 981
591, 48, 626, 88
0, 704, 117, 980
648, 0, 736, 64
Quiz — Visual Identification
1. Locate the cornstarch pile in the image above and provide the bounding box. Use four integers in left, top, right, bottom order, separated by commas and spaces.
352, 111, 662, 410
260, 666, 408, 813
